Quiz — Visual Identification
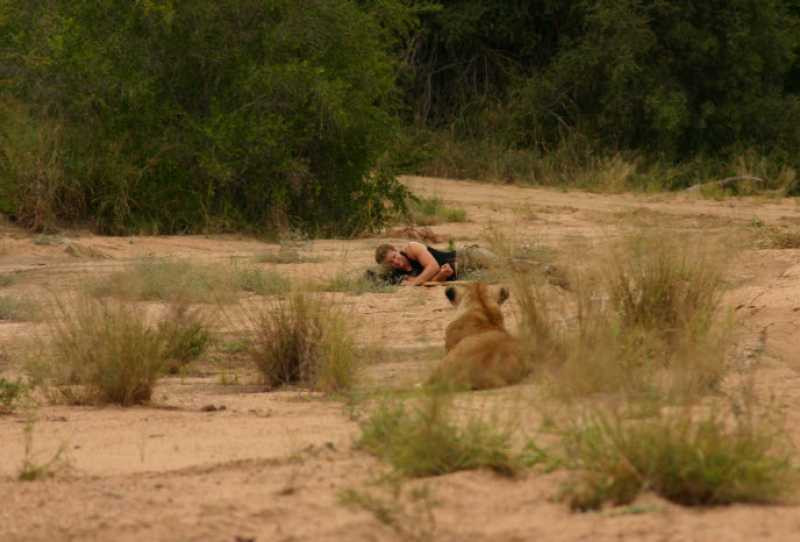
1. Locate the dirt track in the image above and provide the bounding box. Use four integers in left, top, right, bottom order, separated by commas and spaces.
2, 176, 800, 541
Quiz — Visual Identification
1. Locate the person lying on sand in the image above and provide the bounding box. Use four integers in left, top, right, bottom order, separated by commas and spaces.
372, 242, 495, 286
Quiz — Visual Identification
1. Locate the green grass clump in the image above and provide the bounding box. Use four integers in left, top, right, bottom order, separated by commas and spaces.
357, 393, 530, 477
0, 378, 25, 414
408, 195, 467, 226
231, 266, 291, 295
219, 337, 250, 354
0, 295, 38, 321
88, 259, 291, 303
39, 297, 168, 405
89, 259, 231, 303
317, 271, 397, 295
248, 292, 359, 392
255, 248, 314, 264
0, 274, 15, 287
562, 407, 796, 511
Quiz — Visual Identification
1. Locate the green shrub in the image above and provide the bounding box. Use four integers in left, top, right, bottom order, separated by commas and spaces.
562, 406, 796, 511
248, 293, 358, 392
0, 0, 412, 235
357, 392, 529, 477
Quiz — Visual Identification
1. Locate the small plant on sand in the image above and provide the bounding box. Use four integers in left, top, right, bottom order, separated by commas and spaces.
157, 302, 212, 374
0, 295, 38, 321
40, 297, 168, 405
18, 414, 69, 481
561, 404, 796, 511
219, 337, 250, 354
339, 480, 438, 542
248, 292, 358, 392
255, 247, 315, 264
90, 259, 291, 302
317, 271, 397, 295
0, 377, 25, 414
750, 221, 800, 250
88, 258, 233, 303
408, 195, 467, 226
357, 391, 533, 477
232, 266, 292, 295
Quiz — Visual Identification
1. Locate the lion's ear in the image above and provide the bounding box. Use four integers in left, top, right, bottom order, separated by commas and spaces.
498, 286, 510, 304
445, 286, 459, 305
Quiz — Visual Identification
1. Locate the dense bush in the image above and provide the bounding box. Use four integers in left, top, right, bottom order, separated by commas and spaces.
3, 1, 800, 233
511, 0, 800, 160
0, 0, 412, 234
404, 0, 800, 182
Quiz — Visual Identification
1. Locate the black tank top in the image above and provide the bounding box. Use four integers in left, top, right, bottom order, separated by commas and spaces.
401, 245, 458, 280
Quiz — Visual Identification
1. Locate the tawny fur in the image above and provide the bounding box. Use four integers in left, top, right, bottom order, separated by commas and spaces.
431, 283, 526, 390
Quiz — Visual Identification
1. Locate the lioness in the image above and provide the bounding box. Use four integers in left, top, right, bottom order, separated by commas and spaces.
429, 283, 526, 390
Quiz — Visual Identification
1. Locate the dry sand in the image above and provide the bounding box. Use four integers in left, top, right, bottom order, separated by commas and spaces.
2, 176, 800, 541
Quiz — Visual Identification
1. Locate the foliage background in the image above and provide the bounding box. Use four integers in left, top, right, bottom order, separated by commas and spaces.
1, 0, 799, 234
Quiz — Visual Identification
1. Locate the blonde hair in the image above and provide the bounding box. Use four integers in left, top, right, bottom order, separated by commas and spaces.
374, 243, 396, 265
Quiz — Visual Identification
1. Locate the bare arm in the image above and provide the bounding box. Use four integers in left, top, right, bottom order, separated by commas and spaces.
429, 263, 454, 283
403, 242, 440, 286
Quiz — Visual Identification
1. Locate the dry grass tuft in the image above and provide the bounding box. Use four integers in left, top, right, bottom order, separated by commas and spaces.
31, 297, 168, 405
750, 218, 800, 249
605, 232, 725, 340
506, 230, 732, 401
248, 292, 359, 392
158, 302, 212, 373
